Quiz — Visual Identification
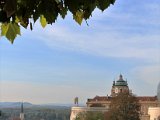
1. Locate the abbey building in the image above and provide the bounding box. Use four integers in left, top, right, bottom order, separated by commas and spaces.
70, 74, 160, 120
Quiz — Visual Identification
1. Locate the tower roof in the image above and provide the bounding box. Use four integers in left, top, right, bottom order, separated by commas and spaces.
21, 102, 23, 113
114, 74, 128, 86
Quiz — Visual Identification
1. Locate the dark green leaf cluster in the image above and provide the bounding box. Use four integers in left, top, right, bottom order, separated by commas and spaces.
0, 0, 116, 43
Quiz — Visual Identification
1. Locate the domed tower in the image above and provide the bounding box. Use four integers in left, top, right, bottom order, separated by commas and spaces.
111, 74, 129, 97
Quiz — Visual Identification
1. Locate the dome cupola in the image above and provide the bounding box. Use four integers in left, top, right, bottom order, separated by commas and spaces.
111, 74, 130, 97
115, 74, 128, 86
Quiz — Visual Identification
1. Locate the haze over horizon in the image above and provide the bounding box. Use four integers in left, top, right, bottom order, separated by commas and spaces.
0, 0, 160, 104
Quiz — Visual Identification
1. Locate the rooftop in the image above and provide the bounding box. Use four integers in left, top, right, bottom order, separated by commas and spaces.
114, 74, 128, 86
87, 96, 158, 102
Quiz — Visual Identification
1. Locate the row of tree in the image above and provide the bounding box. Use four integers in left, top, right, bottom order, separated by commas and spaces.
0, 107, 70, 120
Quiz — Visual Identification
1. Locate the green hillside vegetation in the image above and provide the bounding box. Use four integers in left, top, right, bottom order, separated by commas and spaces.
0, 107, 70, 120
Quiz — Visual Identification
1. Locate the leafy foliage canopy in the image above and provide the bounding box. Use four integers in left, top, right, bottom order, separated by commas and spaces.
0, 0, 116, 43
106, 93, 140, 120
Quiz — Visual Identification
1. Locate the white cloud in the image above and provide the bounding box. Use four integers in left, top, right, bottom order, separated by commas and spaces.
29, 23, 160, 64
131, 65, 160, 85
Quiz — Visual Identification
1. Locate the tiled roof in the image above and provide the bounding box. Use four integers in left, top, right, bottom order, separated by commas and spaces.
87, 96, 158, 102
88, 96, 111, 102
94, 96, 111, 100
137, 96, 158, 101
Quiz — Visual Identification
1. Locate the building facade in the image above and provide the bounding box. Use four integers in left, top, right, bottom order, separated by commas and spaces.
70, 74, 160, 120
148, 107, 160, 120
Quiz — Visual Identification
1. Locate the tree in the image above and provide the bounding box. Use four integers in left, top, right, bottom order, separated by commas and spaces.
157, 82, 160, 102
0, 0, 116, 43
106, 93, 140, 120
75, 111, 105, 120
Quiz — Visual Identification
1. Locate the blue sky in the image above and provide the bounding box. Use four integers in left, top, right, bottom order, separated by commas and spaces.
0, 0, 160, 104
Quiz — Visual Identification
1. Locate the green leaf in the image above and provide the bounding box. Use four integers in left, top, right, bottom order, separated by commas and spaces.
0, 11, 9, 22
97, 0, 115, 11
1, 23, 20, 43
4, 0, 17, 17
73, 11, 84, 25
1, 23, 9, 36
60, 7, 67, 19
15, 16, 20, 23
20, 18, 29, 28
40, 15, 47, 28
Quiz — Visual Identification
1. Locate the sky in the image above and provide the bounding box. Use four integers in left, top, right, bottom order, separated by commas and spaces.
0, 0, 160, 104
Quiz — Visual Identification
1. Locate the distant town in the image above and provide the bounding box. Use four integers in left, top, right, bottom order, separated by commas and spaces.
1, 75, 159, 120
0, 102, 71, 120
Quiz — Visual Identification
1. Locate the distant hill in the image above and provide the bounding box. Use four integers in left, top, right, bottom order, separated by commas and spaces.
0, 102, 84, 109
0, 102, 33, 108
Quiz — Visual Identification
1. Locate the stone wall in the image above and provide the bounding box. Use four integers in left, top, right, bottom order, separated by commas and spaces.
148, 107, 160, 120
